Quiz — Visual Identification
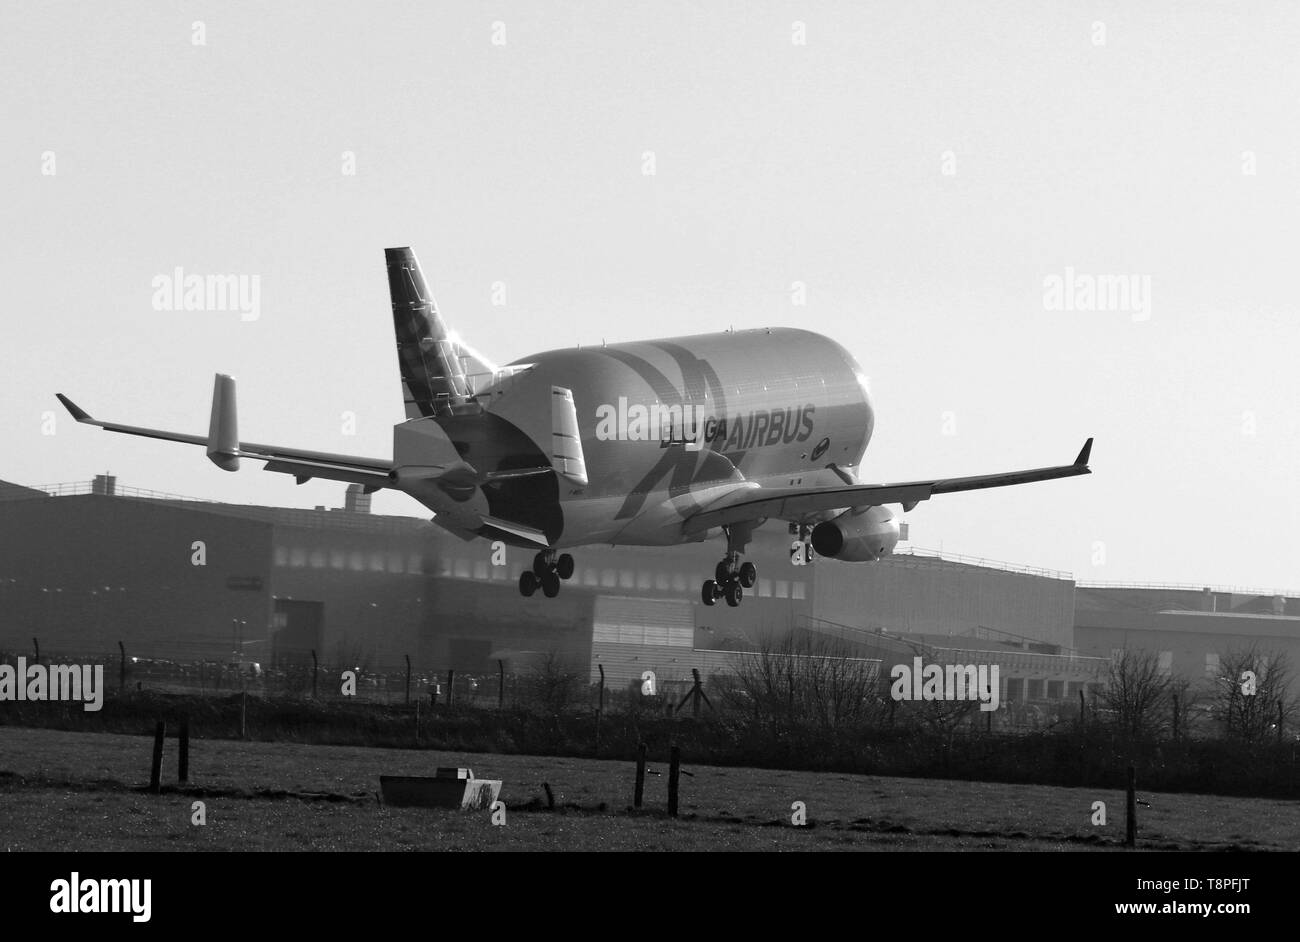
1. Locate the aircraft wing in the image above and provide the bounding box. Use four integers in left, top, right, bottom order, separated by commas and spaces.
56, 377, 396, 491
681, 438, 1093, 536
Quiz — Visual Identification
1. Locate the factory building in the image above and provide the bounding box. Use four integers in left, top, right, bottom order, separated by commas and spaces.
0, 475, 1135, 705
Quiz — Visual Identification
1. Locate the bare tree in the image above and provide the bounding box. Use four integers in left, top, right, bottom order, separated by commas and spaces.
720, 631, 885, 731
1212, 646, 1297, 744
521, 650, 584, 714
1098, 647, 1172, 739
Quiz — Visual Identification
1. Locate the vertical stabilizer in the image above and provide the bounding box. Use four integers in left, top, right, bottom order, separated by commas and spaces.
385, 247, 494, 419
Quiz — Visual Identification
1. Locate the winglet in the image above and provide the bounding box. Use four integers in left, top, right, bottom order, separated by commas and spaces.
1074, 437, 1093, 468
55, 393, 93, 424
206, 374, 241, 472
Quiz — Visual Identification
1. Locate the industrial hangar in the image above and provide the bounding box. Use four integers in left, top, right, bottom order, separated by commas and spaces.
1, 475, 1293, 707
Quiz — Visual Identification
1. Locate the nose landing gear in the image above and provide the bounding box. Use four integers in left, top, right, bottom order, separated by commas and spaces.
520, 549, 575, 598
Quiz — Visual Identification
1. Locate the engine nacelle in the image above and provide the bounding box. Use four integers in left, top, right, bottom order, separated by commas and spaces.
810, 505, 899, 562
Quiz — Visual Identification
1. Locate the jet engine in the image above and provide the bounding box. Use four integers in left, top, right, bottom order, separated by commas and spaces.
810, 505, 899, 561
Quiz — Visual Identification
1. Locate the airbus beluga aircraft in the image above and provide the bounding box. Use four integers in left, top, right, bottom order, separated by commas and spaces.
57, 247, 1092, 607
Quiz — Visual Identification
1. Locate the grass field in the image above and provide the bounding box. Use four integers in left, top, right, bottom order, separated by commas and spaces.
1, 726, 1296, 851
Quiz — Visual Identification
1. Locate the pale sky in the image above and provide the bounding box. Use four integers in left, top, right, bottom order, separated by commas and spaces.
4, 1, 1297, 592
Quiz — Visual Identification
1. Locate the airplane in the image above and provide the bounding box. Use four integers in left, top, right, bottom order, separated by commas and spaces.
57, 247, 1092, 607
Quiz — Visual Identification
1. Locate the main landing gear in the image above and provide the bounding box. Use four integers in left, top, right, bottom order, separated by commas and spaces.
519, 549, 575, 598
701, 524, 757, 608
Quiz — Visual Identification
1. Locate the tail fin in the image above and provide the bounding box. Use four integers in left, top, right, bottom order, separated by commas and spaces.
385, 247, 495, 419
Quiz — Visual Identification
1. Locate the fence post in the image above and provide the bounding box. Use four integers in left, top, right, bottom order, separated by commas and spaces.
634, 743, 646, 809
178, 717, 190, 783
1125, 765, 1137, 848
240, 691, 247, 739
415, 697, 421, 743
405, 654, 411, 707
446, 669, 455, 709
149, 721, 166, 794
1280, 701, 1285, 745
1078, 689, 1086, 726
667, 746, 681, 817
498, 659, 505, 710
596, 664, 605, 755
119, 641, 126, 693
311, 649, 318, 699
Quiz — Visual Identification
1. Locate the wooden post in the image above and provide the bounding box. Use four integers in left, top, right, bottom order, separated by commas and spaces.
178, 717, 190, 783
667, 746, 681, 817
1078, 688, 1086, 725
405, 654, 412, 707
497, 659, 505, 710
119, 641, 126, 692
311, 649, 318, 699
149, 721, 166, 794
446, 669, 455, 709
240, 691, 247, 739
634, 743, 647, 809
1125, 765, 1137, 848
415, 697, 421, 743
1280, 701, 1286, 745
543, 782, 555, 810
595, 664, 605, 755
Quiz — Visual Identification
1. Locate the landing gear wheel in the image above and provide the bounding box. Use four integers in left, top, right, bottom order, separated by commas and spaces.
519, 571, 539, 597
715, 560, 733, 585
533, 552, 551, 578
541, 571, 561, 598
738, 561, 757, 588
701, 580, 718, 606
725, 581, 743, 607
556, 553, 575, 581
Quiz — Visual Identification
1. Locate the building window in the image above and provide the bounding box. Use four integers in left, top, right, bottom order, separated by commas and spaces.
388, 553, 404, 574
289, 548, 307, 568
757, 578, 772, 598
654, 572, 670, 591
349, 551, 365, 572
473, 561, 488, 580
619, 570, 635, 589
671, 573, 687, 592
601, 569, 617, 588
1004, 678, 1024, 702
1046, 680, 1064, 700
1204, 653, 1220, 679
636, 570, 652, 590
438, 557, 452, 577
775, 580, 789, 599
309, 550, 326, 569
330, 550, 346, 570
792, 581, 806, 600
407, 554, 423, 574
369, 552, 385, 572
583, 568, 599, 587
453, 558, 470, 578
1026, 679, 1044, 699
274, 546, 288, 567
